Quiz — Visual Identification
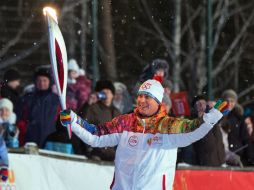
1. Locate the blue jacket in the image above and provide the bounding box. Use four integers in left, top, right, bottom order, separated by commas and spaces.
17, 89, 60, 148
0, 137, 8, 167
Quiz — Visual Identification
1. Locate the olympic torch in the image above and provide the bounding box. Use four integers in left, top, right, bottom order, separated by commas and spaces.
43, 7, 72, 138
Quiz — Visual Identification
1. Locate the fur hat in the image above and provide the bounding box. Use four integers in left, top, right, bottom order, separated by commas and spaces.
3, 69, 20, 83
95, 80, 115, 94
191, 94, 207, 107
139, 59, 169, 82
0, 98, 13, 112
138, 79, 164, 104
34, 66, 51, 80
68, 59, 79, 72
222, 89, 238, 102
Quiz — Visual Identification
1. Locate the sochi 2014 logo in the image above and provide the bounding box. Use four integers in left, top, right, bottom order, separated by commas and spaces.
140, 82, 152, 90
128, 135, 139, 147
147, 136, 162, 146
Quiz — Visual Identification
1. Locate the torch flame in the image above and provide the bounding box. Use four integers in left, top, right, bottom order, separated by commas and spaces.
43, 7, 58, 23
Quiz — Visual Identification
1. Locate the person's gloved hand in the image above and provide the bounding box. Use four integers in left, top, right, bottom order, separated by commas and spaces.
213, 99, 230, 116
0, 165, 8, 182
226, 151, 242, 167
60, 110, 97, 134
60, 109, 77, 127
203, 99, 229, 125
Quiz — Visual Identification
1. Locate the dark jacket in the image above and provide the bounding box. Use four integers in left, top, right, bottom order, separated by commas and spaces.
86, 102, 121, 124
84, 101, 121, 161
193, 124, 225, 166
16, 89, 60, 148
220, 109, 248, 157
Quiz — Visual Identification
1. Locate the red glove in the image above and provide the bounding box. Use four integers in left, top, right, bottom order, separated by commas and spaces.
0, 165, 8, 182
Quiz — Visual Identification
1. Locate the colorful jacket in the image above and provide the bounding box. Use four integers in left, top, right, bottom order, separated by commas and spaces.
71, 105, 222, 190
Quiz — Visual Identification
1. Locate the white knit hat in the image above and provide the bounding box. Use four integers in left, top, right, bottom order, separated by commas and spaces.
0, 98, 13, 112
138, 79, 164, 103
78, 68, 86, 76
114, 82, 127, 94
68, 59, 79, 72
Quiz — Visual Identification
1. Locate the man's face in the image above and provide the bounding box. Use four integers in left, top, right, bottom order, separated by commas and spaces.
8, 80, 20, 89
195, 99, 207, 113
0, 107, 11, 121
102, 89, 114, 106
137, 94, 159, 117
114, 91, 123, 102
164, 87, 171, 96
68, 70, 79, 79
154, 69, 165, 77
226, 97, 236, 111
194, 99, 207, 117
36, 76, 50, 91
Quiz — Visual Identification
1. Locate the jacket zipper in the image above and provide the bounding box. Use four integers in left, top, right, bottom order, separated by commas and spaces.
132, 119, 146, 190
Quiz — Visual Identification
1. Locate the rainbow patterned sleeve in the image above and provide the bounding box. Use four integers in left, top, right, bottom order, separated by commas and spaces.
95, 114, 134, 136
163, 117, 203, 134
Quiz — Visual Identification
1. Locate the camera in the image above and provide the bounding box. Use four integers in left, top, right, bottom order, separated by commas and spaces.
97, 91, 107, 100
0, 123, 19, 148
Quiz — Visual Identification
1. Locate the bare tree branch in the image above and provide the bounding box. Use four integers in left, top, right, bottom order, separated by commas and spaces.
0, 16, 34, 57
229, 1, 253, 21
0, 36, 46, 69
140, 0, 173, 60
181, 5, 202, 38
239, 84, 254, 98
212, 9, 254, 76
135, 23, 189, 58
0, 1, 80, 69
211, 1, 228, 55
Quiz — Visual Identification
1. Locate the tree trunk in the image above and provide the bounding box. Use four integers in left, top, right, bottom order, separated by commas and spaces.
80, 0, 88, 70
172, 0, 181, 92
67, 9, 76, 58
197, 2, 207, 94
99, 0, 117, 81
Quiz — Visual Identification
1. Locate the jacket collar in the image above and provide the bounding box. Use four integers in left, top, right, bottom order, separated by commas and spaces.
134, 104, 167, 126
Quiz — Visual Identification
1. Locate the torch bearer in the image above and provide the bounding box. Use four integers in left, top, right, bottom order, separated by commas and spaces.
43, 7, 72, 138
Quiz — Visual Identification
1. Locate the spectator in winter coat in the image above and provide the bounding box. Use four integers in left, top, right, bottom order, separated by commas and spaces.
139, 59, 169, 83
113, 82, 133, 114
60, 79, 227, 190
0, 69, 21, 111
16, 66, 60, 148
162, 92, 172, 115
66, 59, 92, 111
0, 98, 19, 148
132, 59, 169, 98
162, 79, 173, 97
191, 95, 225, 166
218, 89, 249, 166
81, 80, 121, 161
0, 99, 12, 182
243, 114, 254, 165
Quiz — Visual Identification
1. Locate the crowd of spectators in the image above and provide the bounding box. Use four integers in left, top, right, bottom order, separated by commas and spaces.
0, 58, 254, 169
